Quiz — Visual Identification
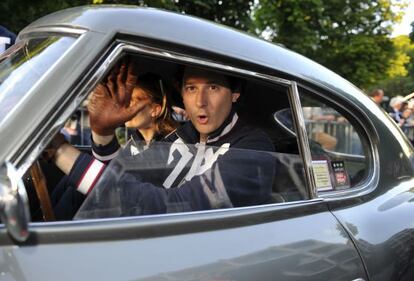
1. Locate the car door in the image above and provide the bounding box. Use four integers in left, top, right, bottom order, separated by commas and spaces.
0, 37, 368, 281
297, 85, 414, 280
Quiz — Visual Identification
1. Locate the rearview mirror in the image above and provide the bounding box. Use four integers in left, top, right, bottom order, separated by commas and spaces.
0, 162, 30, 242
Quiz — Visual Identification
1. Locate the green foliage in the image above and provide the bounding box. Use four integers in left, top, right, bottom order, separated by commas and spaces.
376, 76, 414, 97
1, 0, 254, 35
90, 0, 254, 31
0, 0, 90, 33
387, 35, 413, 78
376, 35, 414, 97
173, 0, 254, 31
409, 46, 414, 78
253, 0, 404, 89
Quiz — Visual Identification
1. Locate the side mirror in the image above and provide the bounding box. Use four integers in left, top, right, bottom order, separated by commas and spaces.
0, 162, 30, 242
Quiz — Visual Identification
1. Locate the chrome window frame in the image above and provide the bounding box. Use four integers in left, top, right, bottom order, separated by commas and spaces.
18, 26, 88, 40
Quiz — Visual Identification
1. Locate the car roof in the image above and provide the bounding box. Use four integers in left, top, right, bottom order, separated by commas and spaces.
19, 5, 364, 98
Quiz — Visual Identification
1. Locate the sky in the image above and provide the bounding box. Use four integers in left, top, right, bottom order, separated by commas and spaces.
392, 1, 414, 37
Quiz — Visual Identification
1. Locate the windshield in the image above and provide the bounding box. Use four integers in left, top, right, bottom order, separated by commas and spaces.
75, 141, 306, 219
0, 36, 76, 122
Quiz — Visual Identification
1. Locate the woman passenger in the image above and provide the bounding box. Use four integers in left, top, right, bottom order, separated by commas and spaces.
91, 72, 177, 162
50, 66, 177, 220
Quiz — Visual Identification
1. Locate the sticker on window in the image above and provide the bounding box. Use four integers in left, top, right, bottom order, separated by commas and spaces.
331, 160, 350, 190
312, 160, 333, 191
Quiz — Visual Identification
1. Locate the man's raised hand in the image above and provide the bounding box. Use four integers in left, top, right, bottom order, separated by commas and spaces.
88, 62, 148, 136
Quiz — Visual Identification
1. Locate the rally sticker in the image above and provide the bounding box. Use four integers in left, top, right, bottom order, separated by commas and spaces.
331, 160, 350, 189
312, 160, 333, 191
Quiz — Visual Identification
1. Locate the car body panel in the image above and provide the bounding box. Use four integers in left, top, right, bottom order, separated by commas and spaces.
329, 179, 414, 281
0, 5, 412, 281
1, 202, 367, 281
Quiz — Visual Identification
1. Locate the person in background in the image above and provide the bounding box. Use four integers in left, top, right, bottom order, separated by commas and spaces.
0, 25, 16, 53
401, 107, 413, 130
401, 102, 414, 144
369, 89, 384, 105
388, 96, 405, 126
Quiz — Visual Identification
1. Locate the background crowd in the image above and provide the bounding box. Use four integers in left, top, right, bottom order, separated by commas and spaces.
370, 88, 414, 142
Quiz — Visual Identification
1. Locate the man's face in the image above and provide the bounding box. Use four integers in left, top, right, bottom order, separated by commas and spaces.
182, 68, 240, 142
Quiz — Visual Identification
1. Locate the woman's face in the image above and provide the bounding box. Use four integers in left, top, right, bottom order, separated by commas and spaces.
125, 87, 158, 129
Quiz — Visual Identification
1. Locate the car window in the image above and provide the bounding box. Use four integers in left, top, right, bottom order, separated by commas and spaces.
299, 92, 368, 191
61, 107, 91, 147
68, 63, 309, 220
75, 142, 306, 219
0, 36, 76, 123
26, 53, 310, 222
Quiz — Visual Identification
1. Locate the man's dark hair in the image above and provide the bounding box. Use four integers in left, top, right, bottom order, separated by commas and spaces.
175, 65, 242, 93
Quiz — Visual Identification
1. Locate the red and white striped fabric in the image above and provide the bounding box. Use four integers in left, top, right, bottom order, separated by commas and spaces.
76, 159, 106, 194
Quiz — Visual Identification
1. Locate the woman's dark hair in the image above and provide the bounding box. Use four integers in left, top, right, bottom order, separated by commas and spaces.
136, 72, 177, 135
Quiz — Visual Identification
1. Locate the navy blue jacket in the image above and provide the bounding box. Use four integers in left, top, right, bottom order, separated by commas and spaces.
53, 112, 275, 219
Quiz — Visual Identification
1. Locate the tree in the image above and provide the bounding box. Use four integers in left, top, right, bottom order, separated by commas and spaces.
0, 0, 89, 33
1, 0, 254, 38
377, 27, 414, 97
93, 0, 254, 31
253, 0, 406, 89
176, 0, 254, 31
409, 21, 414, 77
387, 35, 413, 78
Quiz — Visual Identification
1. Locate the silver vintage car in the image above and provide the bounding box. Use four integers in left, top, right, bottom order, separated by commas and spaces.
0, 5, 413, 281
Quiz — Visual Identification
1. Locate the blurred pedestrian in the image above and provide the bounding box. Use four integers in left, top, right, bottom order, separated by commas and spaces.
389, 96, 405, 126
369, 89, 384, 105
0, 25, 16, 53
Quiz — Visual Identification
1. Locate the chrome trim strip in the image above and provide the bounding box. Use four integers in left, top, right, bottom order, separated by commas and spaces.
288, 82, 317, 199
19, 26, 88, 39
122, 44, 292, 86
0, 200, 327, 246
